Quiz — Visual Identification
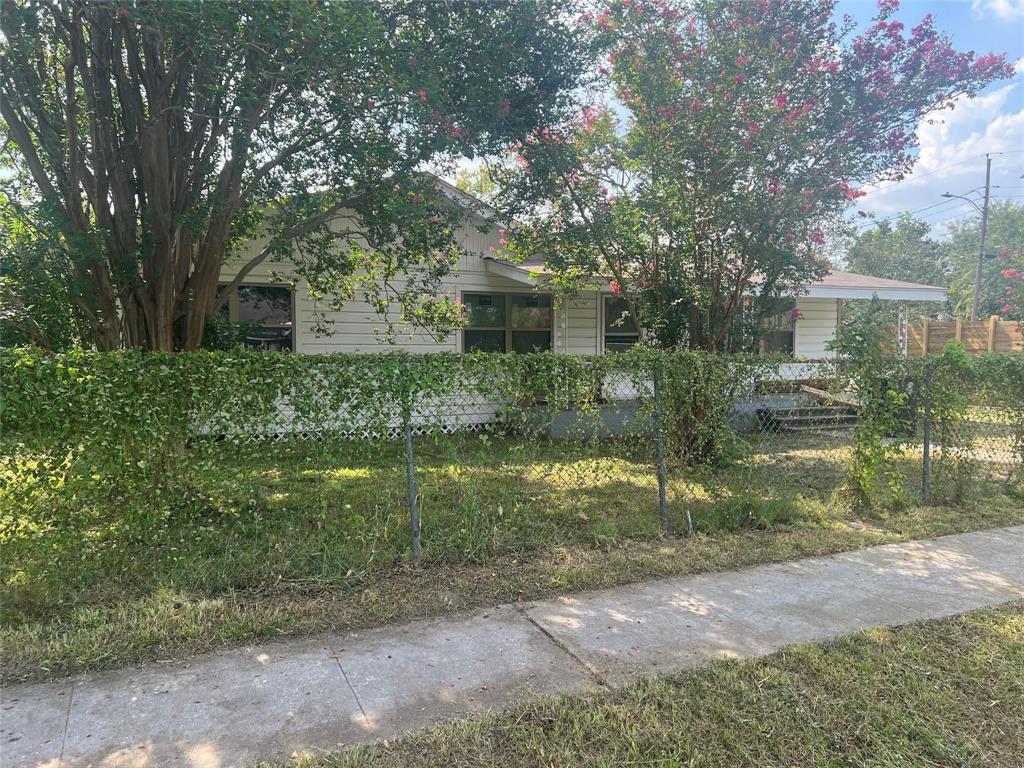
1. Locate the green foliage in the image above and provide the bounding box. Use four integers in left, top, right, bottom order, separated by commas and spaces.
693, 493, 799, 534
495, 0, 1010, 350
847, 215, 947, 288
453, 166, 499, 204
921, 346, 1024, 500
0, 192, 84, 349
945, 201, 1024, 318
830, 300, 915, 508
0, 0, 594, 350
844, 214, 949, 323
830, 299, 1024, 508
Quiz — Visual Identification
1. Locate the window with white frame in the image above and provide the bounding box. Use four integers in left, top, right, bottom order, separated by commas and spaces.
462, 292, 552, 352
218, 284, 294, 351
603, 296, 640, 352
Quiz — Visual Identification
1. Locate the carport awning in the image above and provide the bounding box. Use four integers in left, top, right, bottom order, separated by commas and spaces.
789, 271, 947, 302
485, 258, 947, 303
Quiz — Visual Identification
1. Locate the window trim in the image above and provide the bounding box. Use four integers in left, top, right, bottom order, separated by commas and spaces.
460, 290, 553, 353
600, 294, 641, 353
218, 281, 296, 352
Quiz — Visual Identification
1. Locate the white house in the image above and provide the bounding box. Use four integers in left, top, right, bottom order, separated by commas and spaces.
219, 181, 947, 363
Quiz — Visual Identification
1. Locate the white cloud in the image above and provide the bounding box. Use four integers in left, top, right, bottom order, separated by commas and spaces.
972, 0, 1024, 21
855, 69, 1024, 237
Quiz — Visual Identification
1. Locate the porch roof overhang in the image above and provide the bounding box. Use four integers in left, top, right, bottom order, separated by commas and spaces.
485, 259, 947, 303
483, 257, 556, 286
785, 271, 947, 302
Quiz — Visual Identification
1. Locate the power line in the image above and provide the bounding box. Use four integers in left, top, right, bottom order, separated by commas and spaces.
852, 195, 973, 230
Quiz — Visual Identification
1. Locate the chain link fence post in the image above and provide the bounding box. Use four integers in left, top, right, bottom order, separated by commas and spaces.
401, 360, 421, 568
653, 356, 670, 537
921, 359, 933, 504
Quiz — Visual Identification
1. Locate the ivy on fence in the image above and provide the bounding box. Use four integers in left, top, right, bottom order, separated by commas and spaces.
2, 346, 1021, 564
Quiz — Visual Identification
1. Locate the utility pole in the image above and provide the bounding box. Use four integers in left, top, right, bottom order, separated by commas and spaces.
971, 155, 993, 321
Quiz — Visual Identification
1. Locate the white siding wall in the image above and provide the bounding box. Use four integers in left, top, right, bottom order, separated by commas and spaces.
564, 294, 600, 355
793, 297, 839, 360
220, 214, 584, 355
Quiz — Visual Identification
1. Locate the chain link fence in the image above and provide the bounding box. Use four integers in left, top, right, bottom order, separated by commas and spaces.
2, 349, 1022, 575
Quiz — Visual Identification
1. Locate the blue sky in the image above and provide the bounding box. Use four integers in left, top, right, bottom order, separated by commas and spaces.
839, 0, 1024, 236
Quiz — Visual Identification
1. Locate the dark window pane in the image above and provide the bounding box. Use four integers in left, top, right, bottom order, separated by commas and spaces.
510, 330, 551, 353
510, 294, 552, 329
464, 329, 506, 352
465, 293, 506, 327
237, 285, 292, 326
762, 330, 794, 354
604, 297, 637, 334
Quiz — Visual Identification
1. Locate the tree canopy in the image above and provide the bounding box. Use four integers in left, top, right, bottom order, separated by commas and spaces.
0, 0, 593, 350
944, 201, 1024, 319
846, 214, 946, 288
495, 0, 1012, 350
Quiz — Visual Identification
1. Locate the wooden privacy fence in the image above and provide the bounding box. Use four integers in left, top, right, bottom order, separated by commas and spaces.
907, 316, 1023, 357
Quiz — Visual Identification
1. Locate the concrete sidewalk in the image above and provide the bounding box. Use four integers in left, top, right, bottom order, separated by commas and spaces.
4, 526, 1023, 768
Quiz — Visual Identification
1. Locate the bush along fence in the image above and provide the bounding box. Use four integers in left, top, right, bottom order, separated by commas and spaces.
1, 346, 1022, 568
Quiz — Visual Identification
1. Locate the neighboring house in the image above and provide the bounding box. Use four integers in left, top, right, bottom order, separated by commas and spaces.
219, 181, 947, 364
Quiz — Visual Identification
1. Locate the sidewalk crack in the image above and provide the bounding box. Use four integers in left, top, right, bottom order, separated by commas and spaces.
520, 608, 610, 690
333, 655, 370, 725
58, 681, 75, 763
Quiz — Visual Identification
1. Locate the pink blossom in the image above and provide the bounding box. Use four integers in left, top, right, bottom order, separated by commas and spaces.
788, 308, 804, 321
773, 92, 788, 109
412, 194, 423, 204
428, 214, 441, 223
746, 121, 761, 135
811, 228, 825, 245
610, 279, 622, 295
418, 88, 428, 102
499, 98, 512, 114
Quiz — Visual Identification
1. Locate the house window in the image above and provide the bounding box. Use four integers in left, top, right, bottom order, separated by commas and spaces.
463, 292, 552, 352
760, 299, 796, 355
603, 296, 640, 352
219, 284, 294, 351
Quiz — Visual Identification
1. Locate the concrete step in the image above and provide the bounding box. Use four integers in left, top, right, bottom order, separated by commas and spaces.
758, 404, 858, 434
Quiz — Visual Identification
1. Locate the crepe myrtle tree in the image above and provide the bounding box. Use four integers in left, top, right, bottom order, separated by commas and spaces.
0, 0, 593, 350
994, 246, 1024, 329
495, 0, 1012, 351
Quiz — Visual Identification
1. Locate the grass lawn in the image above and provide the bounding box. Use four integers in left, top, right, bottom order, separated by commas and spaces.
308, 603, 1024, 768
2, 431, 1022, 683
